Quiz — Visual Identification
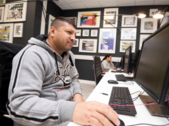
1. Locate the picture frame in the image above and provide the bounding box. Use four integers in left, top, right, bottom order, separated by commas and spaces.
121, 28, 137, 40
0, 0, 6, 4
4, 1, 27, 22
14, 23, 23, 37
82, 29, 89, 37
120, 41, 136, 53
90, 29, 98, 37
160, 12, 169, 27
149, 9, 158, 17
0, 23, 14, 43
48, 14, 55, 33
0, 7, 4, 22
79, 39, 97, 53
66, 17, 77, 25
139, 34, 151, 50
73, 38, 79, 47
98, 28, 117, 54
121, 15, 137, 27
103, 8, 118, 28
140, 18, 157, 33
77, 11, 101, 28
76, 29, 81, 36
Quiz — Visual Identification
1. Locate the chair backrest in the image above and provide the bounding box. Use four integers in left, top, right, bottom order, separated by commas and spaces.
0, 41, 24, 125
93, 56, 102, 85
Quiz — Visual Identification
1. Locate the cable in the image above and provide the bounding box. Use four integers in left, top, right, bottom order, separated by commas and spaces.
132, 91, 144, 101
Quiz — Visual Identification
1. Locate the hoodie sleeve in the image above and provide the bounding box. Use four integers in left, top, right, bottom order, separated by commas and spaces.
101, 60, 110, 72
7, 47, 77, 126
69, 51, 83, 96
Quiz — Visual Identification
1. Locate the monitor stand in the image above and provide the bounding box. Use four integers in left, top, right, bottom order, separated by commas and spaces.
140, 95, 169, 117
123, 73, 134, 80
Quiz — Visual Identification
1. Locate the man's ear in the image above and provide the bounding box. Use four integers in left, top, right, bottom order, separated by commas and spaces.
50, 26, 55, 37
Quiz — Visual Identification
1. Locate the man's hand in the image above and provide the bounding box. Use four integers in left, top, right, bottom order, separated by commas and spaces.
111, 67, 116, 70
72, 101, 120, 126
72, 93, 84, 102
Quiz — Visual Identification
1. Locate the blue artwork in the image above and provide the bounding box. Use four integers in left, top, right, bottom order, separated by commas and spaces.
100, 31, 114, 50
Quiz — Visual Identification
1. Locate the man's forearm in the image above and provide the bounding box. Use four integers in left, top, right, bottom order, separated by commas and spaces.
72, 93, 84, 102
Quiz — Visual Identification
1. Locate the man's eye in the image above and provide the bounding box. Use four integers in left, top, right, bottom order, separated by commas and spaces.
68, 31, 72, 34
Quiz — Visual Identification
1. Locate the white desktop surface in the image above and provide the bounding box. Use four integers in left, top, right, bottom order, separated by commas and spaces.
68, 71, 168, 126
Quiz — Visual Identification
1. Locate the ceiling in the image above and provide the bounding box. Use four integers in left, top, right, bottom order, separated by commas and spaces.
53, 0, 169, 10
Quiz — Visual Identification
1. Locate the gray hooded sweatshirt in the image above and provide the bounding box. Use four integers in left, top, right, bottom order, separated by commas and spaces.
7, 35, 82, 126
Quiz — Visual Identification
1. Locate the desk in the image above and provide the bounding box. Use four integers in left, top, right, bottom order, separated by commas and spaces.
68, 71, 168, 126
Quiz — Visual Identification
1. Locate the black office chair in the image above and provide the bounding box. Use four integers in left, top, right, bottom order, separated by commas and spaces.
93, 56, 102, 85
0, 41, 24, 126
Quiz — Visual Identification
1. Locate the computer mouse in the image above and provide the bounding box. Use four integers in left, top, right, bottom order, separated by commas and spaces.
109, 118, 125, 126
108, 80, 118, 84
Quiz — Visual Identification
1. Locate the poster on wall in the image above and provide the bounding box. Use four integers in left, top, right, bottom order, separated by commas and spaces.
48, 14, 55, 33
140, 18, 157, 33
139, 34, 151, 50
121, 28, 137, 40
4, 2, 27, 22
98, 28, 117, 54
103, 8, 118, 28
73, 39, 79, 47
0, 23, 14, 43
79, 39, 97, 53
120, 41, 135, 53
77, 11, 101, 28
14, 23, 23, 37
121, 15, 137, 27
0, 7, 4, 22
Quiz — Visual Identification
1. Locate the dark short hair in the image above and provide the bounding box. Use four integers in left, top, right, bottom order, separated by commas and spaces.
102, 54, 112, 62
51, 16, 76, 29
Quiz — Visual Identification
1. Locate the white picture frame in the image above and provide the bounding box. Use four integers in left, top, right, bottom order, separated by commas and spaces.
160, 12, 169, 27
14, 23, 23, 37
149, 9, 158, 17
121, 15, 137, 27
77, 11, 101, 28
79, 39, 97, 53
90, 29, 98, 37
73, 38, 79, 47
76, 29, 81, 36
66, 17, 77, 25
103, 8, 118, 28
48, 14, 55, 33
0, 7, 4, 22
98, 28, 117, 54
121, 28, 137, 40
120, 41, 136, 53
140, 18, 157, 33
4, 1, 27, 22
82, 29, 89, 37
0, 23, 14, 43
0, 0, 6, 4
139, 34, 151, 50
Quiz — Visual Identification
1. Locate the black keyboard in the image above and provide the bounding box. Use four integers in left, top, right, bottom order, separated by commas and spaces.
109, 87, 137, 116
115, 74, 133, 81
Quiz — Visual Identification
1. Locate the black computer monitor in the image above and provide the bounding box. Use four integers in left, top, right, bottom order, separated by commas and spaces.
124, 46, 132, 74
120, 54, 125, 69
131, 50, 140, 72
134, 21, 169, 116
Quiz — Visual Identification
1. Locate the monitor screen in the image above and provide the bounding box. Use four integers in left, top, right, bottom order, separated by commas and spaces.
124, 46, 132, 74
134, 22, 169, 106
121, 54, 125, 69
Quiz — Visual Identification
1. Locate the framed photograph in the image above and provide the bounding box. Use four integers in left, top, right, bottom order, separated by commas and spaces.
0, 23, 14, 43
121, 28, 137, 40
73, 39, 79, 47
66, 17, 77, 25
139, 34, 151, 50
91, 29, 98, 37
140, 18, 157, 33
103, 8, 118, 27
160, 12, 169, 27
82, 29, 89, 36
121, 15, 137, 27
4, 2, 27, 22
76, 29, 81, 36
0, 0, 6, 4
0, 7, 4, 22
77, 11, 101, 28
14, 23, 23, 37
149, 9, 158, 17
120, 41, 135, 53
79, 39, 97, 53
98, 28, 117, 54
48, 14, 55, 33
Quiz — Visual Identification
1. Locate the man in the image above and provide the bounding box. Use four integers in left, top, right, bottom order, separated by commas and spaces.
7, 17, 120, 126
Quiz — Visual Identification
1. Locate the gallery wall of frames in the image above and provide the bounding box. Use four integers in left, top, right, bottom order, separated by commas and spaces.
58, 5, 169, 81
0, 0, 41, 45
